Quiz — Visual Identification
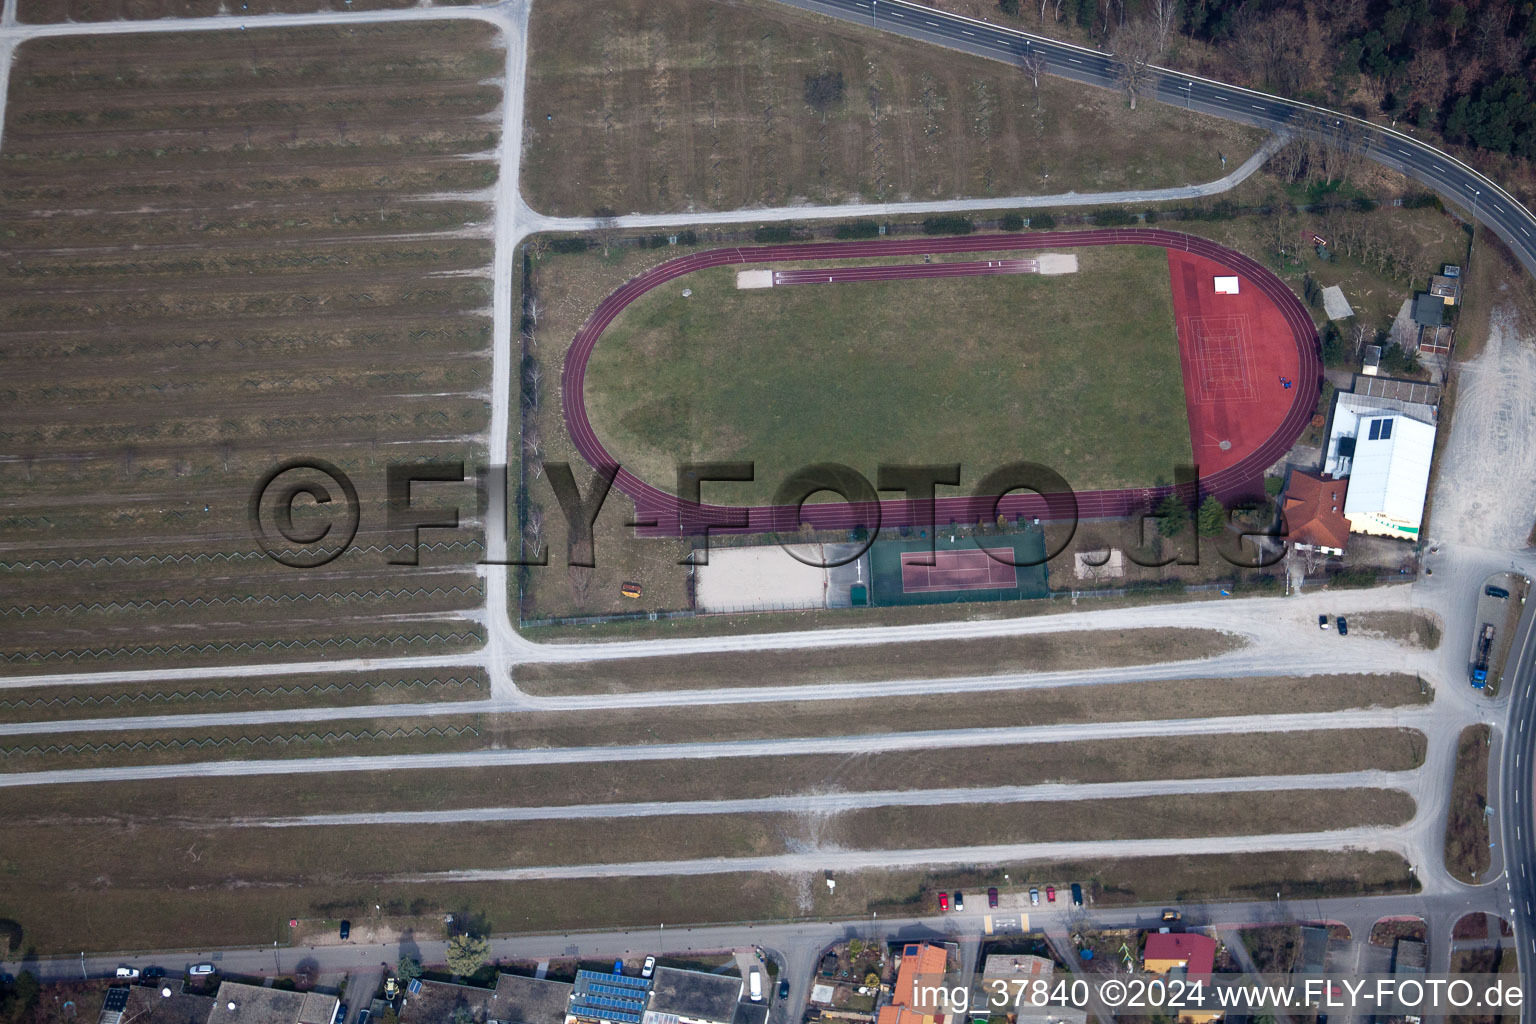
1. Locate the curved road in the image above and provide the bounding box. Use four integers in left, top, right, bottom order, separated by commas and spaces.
563, 228, 1320, 535
780, 0, 1536, 277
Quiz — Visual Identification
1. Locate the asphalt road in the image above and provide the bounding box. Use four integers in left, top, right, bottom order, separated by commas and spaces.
774, 0, 1536, 278
1495, 587, 1536, 990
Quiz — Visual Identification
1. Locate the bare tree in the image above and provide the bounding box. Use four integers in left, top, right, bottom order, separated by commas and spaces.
526, 235, 549, 262
525, 295, 542, 327
1351, 320, 1372, 361
1149, 0, 1180, 52
1108, 18, 1161, 110
592, 207, 620, 256
1020, 49, 1048, 109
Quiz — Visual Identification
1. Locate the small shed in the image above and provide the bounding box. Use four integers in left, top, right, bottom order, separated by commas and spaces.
1213, 276, 1240, 294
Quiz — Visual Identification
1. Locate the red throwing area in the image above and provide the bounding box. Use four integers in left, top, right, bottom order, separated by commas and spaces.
900, 548, 1019, 593
1168, 249, 1304, 477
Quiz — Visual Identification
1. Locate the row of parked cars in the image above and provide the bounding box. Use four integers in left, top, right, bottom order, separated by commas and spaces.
937, 883, 1083, 912
115, 965, 216, 980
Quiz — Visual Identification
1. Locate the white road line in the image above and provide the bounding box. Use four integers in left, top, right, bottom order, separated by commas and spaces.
1068, 57, 1083, 63
1251, 103, 1266, 110
962, 29, 975, 35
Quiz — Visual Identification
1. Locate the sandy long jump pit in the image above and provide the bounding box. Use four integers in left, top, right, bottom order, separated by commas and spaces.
694, 544, 830, 611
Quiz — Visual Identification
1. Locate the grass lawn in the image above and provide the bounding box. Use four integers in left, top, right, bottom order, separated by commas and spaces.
1445, 724, 1492, 883
521, 0, 1264, 214
584, 246, 1190, 502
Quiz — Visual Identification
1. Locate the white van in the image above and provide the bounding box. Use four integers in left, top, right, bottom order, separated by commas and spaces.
189, 964, 216, 977
748, 969, 763, 1003
115, 968, 140, 979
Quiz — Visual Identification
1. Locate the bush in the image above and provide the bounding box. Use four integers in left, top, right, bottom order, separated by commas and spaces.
922, 215, 975, 235
803, 71, 845, 113
1401, 192, 1440, 210
1142, 209, 1159, 223
549, 237, 589, 253
1094, 208, 1135, 226
1030, 213, 1057, 229
754, 225, 798, 243
676, 229, 698, 245
999, 212, 1025, 231
1350, 196, 1379, 212
1328, 567, 1379, 589
834, 220, 882, 239
998, 0, 1020, 12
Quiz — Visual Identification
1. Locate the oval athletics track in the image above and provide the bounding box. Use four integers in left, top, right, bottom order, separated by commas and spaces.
559, 228, 1322, 537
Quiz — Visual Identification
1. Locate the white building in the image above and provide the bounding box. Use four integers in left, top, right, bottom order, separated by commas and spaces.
1323, 397, 1436, 540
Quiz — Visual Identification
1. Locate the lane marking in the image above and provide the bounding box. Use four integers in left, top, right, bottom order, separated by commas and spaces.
1251, 103, 1267, 110
962, 28, 975, 34
1067, 57, 1083, 63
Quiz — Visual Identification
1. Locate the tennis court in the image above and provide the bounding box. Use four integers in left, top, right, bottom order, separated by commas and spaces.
868, 529, 1049, 607
899, 548, 1018, 593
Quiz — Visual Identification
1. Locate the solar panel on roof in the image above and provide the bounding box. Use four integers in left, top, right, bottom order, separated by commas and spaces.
407, 980, 422, 994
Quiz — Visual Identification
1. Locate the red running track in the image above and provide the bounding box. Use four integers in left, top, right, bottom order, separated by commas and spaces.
559, 229, 1321, 537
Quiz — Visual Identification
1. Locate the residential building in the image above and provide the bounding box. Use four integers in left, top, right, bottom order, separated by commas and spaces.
980, 954, 1054, 982
641, 967, 742, 1024
1282, 471, 1351, 556
489, 976, 573, 1024
569, 971, 650, 1024
206, 984, 338, 1024
1142, 934, 1216, 979
891, 943, 948, 1009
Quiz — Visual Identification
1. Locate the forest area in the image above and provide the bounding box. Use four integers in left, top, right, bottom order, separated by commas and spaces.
996, 0, 1536, 173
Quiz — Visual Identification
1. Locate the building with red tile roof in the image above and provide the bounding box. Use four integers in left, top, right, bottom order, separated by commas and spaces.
1142, 933, 1216, 979
1283, 471, 1351, 556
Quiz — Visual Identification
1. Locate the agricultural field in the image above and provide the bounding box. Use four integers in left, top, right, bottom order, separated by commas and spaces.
521, 0, 1265, 215
584, 246, 1189, 502
0, 22, 502, 670
15, 0, 477, 23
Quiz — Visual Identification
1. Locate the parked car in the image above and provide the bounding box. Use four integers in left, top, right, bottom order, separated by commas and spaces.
358, 1011, 371, 1024
333, 1004, 348, 1024
641, 957, 656, 979
1029, 888, 1040, 906
189, 965, 216, 977
144, 968, 166, 981
115, 968, 140, 980
1046, 886, 1056, 903
1070, 883, 1084, 906
987, 887, 999, 908
1162, 909, 1182, 922
954, 891, 965, 911
1318, 614, 1330, 629
613, 959, 625, 975
1336, 616, 1348, 635
1487, 585, 1510, 599
778, 978, 790, 1000
338, 920, 350, 940
938, 892, 950, 912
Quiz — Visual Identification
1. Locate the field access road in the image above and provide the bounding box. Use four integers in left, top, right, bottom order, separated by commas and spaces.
245, 770, 1417, 827
406, 828, 1418, 883
774, 0, 1536, 278
516, 133, 1289, 234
